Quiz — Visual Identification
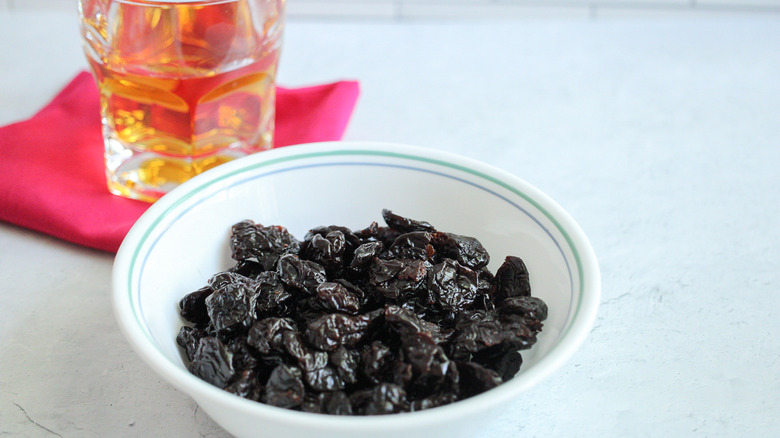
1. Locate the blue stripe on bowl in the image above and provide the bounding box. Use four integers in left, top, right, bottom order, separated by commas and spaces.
127, 149, 584, 355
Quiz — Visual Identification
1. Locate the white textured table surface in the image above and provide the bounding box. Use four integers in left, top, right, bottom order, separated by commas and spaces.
1, 9, 779, 438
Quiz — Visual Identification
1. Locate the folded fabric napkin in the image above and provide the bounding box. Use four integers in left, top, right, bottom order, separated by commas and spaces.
0, 71, 360, 253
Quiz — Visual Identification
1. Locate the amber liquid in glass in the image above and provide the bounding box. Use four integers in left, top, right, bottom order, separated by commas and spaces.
80, 0, 284, 201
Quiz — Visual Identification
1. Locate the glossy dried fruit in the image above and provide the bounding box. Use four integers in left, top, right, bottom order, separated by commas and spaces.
302, 231, 348, 276
349, 241, 383, 273
494, 256, 531, 300
388, 232, 436, 261
318, 391, 353, 415
431, 232, 490, 270
178, 286, 212, 325
369, 258, 428, 300
304, 365, 344, 392
249, 271, 293, 318
225, 369, 261, 401
176, 210, 548, 415
382, 209, 436, 233
383, 305, 442, 341
230, 220, 301, 270
188, 337, 235, 389
427, 259, 479, 313
456, 361, 502, 398
263, 364, 305, 408
205, 282, 252, 335
247, 317, 296, 354
304, 313, 371, 351
350, 383, 408, 415
277, 254, 327, 293
473, 345, 523, 381
329, 346, 361, 386
315, 282, 361, 314
360, 340, 394, 385
176, 325, 204, 362
499, 296, 549, 321
449, 311, 504, 359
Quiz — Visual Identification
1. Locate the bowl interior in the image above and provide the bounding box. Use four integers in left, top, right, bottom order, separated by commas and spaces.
115, 142, 597, 419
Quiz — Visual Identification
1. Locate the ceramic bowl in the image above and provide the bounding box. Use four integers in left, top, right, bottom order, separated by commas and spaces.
113, 141, 600, 438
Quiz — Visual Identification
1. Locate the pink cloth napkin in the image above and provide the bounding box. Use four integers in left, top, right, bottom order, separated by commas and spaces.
0, 71, 360, 253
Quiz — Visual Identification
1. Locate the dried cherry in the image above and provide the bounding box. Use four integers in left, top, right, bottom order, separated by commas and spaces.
176, 210, 548, 415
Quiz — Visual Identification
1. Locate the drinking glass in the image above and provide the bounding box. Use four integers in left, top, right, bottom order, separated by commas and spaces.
79, 0, 285, 202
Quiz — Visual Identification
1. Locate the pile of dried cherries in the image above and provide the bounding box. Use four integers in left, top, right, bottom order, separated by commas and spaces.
176, 209, 548, 415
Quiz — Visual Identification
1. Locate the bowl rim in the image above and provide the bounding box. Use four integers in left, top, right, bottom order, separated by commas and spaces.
112, 141, 600, 428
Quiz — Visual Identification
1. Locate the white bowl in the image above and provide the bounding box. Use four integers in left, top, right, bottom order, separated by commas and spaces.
113, 141, 600, 438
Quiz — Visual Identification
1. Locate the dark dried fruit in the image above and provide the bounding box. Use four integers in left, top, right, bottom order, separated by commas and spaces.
177, 211, 548, 415
282, 330, 321, 370
357, 221, 402, 248
230, 259, 266, 279
227, 337, 260, 372
205, 282, 252, 335
176, 325, 204, 361
411, 392, 459, 411
473, 346, 523, 381
315, 282, 361, 314
383, 305, 442, 341
382, 209, 436, 233
350, 383, 408, 415
277, 254, 327, 293
456, 361, 502, 398
304, 313, 371, 351
305, 225, 362, 252
431, 232, 490, 270
304, 365, 344, 392
360, 341, 394, 384
349, 241, 383, 273
319, 391, 353, 415
230, 220, 301, 270
263, 364, 305, 408
249, 271, 292, 318
247, 317, 296, 354
428, 259, 479, 313
188, 337, 234, 389
388, 232, 436, 261
208, 271, 250, 291
225, 370, 261, 400
449, 311, 504, 359
369, 258, 428, 300
498, 314, 541, 350
494, 256, 531, 300
499, 296, 549, 321
301, 231, 348, 276
179, 286, 212, 325
329, 347, 361, 385
401, 334, 458, 395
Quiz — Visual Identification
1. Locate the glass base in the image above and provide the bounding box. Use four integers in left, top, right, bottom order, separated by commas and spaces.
105, 134, 272, 203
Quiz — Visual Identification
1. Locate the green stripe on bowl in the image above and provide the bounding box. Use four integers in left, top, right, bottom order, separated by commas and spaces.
126, 148, 585, 356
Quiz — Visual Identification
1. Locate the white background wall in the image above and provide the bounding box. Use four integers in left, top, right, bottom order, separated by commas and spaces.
3, 0, 780, 19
